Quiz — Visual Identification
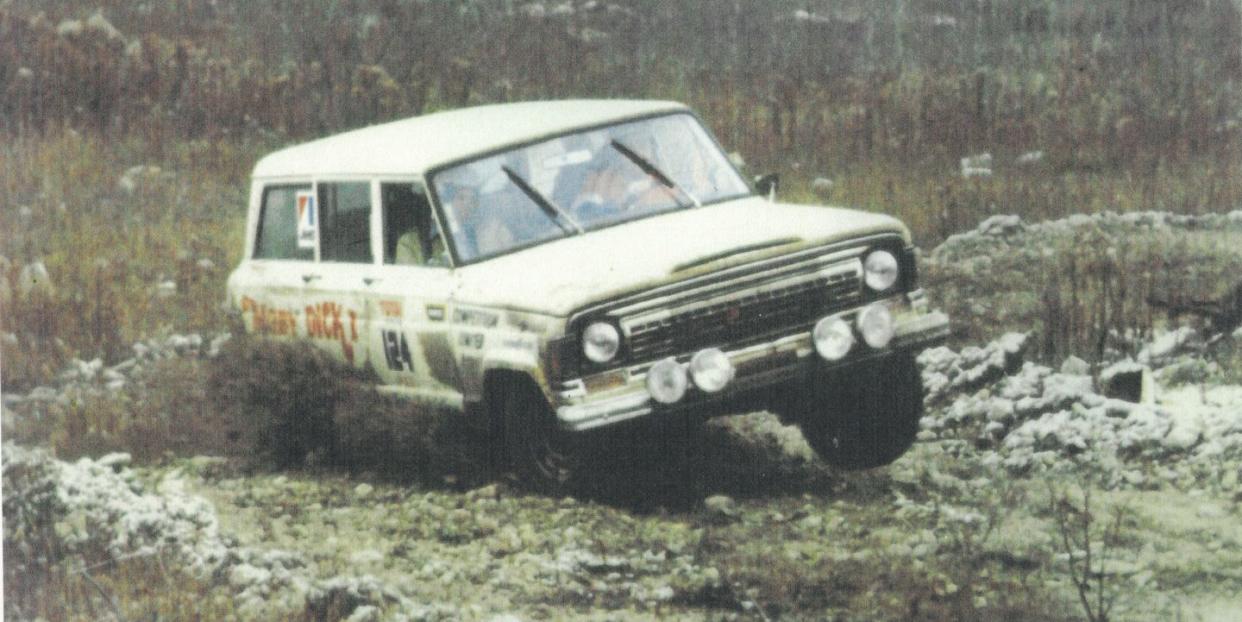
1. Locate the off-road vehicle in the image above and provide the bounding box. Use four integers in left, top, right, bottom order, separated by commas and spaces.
226, 100, 950, 490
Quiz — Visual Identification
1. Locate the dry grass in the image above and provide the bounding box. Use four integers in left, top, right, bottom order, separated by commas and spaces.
3, 1, 1240, 384
5, 357, 253, 462
0, 128, 265, 390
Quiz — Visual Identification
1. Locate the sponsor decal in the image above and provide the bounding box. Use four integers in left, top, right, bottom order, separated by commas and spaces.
296, 190, 317, 249
240, 296, 298, 337
458, 332, 485, 349
453, 307, 499, 328
499, 336, 537, 352
305, 301, 359, 363
381, 329, 414, 372
241, 296, 360, 363
379, 300, 402, 319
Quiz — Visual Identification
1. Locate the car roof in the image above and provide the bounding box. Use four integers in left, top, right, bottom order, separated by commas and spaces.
252, 99, 689, 179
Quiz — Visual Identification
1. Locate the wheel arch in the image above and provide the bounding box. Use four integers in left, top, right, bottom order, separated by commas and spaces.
481, 367, 551, 434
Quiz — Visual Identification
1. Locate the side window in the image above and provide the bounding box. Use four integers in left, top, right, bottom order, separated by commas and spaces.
254, 184, 314, 260
319, 182, 373, 263
383, 183, 448, 266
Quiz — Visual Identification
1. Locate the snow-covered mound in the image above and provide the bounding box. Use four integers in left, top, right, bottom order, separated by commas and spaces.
930, 210, 1242, 267
1, 445, 455, 620
917, 330, 1242, 488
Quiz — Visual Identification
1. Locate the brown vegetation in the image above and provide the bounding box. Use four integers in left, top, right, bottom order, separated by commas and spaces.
3, 0, 1240, 384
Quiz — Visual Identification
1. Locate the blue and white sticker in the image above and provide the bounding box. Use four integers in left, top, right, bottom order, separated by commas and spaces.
296, 190, 317, 249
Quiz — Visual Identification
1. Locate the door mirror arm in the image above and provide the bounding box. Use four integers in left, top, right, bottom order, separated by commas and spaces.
753, 173, 779, 201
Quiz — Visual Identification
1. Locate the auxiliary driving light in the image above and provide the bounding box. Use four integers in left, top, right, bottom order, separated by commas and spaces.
646, 358, 689, 404
857, 303, 895, 349
689, 348, 734, 393
813, 316, 855, 361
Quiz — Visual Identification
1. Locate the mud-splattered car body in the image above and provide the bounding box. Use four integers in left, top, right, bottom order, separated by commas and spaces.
226, 100, 949, 489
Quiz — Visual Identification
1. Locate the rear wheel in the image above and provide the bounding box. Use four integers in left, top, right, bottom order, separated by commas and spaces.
793, 353, 923, 470
499, 380, 579, 494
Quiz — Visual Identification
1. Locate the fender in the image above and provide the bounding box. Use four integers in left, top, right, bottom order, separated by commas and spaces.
478, 331, 552, 401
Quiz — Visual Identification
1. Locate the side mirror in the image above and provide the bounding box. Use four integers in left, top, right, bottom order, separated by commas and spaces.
753, 173, 779, 201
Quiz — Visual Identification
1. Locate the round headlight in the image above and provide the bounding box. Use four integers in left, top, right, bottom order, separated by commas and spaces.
864, 250, 899, 291
646, 358, 688, 404
689, 348, 734, 393
813, 316, 854, 361
857, 303, 895, 349
582, 322, 620, 364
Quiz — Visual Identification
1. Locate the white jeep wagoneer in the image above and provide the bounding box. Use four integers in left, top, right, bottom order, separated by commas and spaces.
226, 100, 950, 490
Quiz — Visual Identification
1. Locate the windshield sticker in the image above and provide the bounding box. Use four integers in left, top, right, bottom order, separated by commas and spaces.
542, 149, 592, 169
296, 190, 317, 249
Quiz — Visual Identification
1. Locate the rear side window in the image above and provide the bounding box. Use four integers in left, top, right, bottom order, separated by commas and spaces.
254, 185, 313, 260
319, 182, 373, 263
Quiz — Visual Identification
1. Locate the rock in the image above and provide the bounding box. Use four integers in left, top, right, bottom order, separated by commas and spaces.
345, 605, 381, 622
1138, 327, 1203, 368
811, 177, 835, 199
799, 515, 824, 530
703, 495, 738, 521
466, 483, 500, 501
1196, 504, 1227, 519
119, 165, 162, 195
651, 585, 675, 602
1163, 419, 1202, 451
348, 549, 384, 565
1100, 361, 1154, 404
977, 214, 1023, 237
1016, 150, 1045, 165
488, 527, 523, 557
488, 616, 524, 622
84, 11, 125, 43
96, 452, 132, 470
18, 261, 53, 296
960, 153, 993, 178
1060, 356, 1090, 376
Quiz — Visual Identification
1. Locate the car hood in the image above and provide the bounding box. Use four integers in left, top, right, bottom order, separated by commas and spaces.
452, 196, 909, 316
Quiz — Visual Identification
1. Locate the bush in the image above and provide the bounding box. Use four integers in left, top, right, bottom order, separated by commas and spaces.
208, 335, 359, 467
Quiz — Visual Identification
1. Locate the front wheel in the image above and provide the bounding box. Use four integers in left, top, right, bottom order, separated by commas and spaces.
500, 381, 579, 494
794, 353, 923, 470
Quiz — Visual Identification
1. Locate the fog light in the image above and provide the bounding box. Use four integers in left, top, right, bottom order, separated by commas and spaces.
689, 348, 734, 393
813, 316, 854, 361
857, 303, 895, 349
646, 358, 688, 404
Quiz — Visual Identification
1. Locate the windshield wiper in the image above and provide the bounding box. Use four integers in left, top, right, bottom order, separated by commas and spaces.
609, 139, 701, 208
501, 166, 583, 235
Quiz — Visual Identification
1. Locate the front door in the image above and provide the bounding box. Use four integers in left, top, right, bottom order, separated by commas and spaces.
363, 181, 463, 408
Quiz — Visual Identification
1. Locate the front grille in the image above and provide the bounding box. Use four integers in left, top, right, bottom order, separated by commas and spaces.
621, 265, 861, 361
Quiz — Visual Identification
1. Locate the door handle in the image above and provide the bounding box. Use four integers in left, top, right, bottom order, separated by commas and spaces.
363, 277, 381, 286
302, 274, 321, 283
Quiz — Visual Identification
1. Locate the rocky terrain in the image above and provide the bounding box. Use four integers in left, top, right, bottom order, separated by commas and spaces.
5, 211, 1242, 621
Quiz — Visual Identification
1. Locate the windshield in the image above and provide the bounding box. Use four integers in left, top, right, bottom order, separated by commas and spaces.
430, 113, 750, 263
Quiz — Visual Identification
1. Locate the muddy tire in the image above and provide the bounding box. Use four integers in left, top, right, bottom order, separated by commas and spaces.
795, 353, 923, 470
500, 381, 579, 494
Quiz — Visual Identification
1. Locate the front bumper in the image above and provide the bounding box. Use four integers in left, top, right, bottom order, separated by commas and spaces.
554, 295, 949, 431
